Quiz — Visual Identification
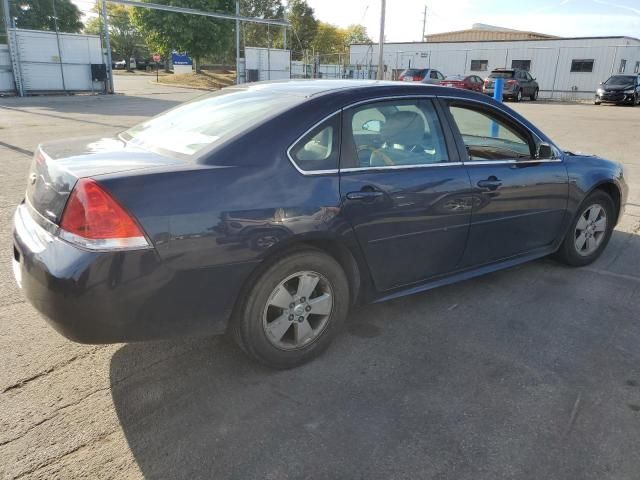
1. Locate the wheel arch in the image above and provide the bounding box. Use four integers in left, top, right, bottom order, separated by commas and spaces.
588, 180, 622, 224
227, 234, 372, 333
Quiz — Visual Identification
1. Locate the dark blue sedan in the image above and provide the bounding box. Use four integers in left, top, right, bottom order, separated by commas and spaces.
12, 80, 628, 368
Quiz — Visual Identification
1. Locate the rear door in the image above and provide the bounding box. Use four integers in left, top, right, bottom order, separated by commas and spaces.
442, 99, 568, 267
339, 97, 473, 291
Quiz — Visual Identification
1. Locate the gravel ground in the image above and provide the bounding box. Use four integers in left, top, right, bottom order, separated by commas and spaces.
1, 76, 639, 479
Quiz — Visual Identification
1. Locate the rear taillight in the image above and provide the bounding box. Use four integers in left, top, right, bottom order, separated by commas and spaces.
59, 179, 149, 250
484, 79, 489, 85
413, 76, 420, 81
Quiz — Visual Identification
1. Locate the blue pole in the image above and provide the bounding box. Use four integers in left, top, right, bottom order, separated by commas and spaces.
491, 77, 504, 137
493, 77, 504, 102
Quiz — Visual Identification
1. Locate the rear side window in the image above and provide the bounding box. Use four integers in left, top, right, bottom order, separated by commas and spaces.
289, 114, 340, 173
343, 98, 449, 169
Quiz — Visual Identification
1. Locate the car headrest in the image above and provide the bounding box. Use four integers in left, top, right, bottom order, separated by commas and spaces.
381, 111, 425, 146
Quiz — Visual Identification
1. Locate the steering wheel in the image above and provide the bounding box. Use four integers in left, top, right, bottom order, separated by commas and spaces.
356, 144, 395, 167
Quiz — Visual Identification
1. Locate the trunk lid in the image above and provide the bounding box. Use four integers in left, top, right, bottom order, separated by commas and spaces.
26, 136, 184, 224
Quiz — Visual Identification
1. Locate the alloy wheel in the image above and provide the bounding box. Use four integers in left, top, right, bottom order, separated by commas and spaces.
574, 204, 607, 256
262, 271, 333, 350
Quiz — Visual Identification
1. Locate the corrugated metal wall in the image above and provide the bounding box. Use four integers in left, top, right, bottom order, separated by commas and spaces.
350, 37, 640, 99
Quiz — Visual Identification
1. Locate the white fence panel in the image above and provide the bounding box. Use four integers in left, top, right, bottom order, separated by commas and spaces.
0, 45, 14, 92
13, 29, 105, 93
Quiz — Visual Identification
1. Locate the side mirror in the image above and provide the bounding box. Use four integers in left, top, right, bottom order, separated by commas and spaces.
362, 120, 382, 132
536, 142, 553, 160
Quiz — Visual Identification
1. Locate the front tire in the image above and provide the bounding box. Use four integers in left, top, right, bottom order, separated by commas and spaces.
514, 89, 522, 102
554, 191, 615, 267
232, 249, 349, 368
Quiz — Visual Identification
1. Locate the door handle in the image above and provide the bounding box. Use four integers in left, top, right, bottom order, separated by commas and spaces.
346, 190, 384, 201
477, 177, 502, 191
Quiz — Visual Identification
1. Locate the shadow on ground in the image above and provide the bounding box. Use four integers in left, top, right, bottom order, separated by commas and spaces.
110, 232, 640, 479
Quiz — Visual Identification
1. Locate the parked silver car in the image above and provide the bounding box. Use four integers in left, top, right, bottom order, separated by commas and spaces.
398, 68, 445, 84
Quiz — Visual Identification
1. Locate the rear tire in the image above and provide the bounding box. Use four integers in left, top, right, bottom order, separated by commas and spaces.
554, 191, 615, 267
530, 88, 538, 101
515, 89, 522, 102
232, 249, 349, 369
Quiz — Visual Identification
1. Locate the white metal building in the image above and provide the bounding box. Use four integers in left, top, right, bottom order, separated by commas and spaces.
350, 36, 640, 100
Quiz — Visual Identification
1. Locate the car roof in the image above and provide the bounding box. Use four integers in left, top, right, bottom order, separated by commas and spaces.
222, 79, 443, 98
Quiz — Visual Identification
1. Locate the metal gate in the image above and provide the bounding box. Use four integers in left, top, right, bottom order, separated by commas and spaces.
0, 44, 14, 92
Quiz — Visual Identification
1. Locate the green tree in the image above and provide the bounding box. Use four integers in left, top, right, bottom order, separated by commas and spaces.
131, 0, 234, 72
311, 22, 344, 56
287, 0, 317, 60
343, 24, 371, 48
241, 0, 285, 49
85, 5, 145, 71
11, 0, 83, 33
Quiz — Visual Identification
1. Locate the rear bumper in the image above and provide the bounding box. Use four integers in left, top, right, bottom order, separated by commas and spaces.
483, 86, 518, 98
12, 203, 255, 343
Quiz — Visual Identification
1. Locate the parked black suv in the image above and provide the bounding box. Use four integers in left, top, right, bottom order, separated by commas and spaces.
483, 68, 539, 102
595, 75, 640, 105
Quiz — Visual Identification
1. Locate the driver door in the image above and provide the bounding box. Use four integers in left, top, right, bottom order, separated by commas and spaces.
339, 98, 473, 291
444, 100, 569, 266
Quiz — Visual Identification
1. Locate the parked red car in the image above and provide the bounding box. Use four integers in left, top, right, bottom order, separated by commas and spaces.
439, 75, 484, 92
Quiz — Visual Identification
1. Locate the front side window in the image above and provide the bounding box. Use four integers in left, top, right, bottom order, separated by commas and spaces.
344, 99, 449, 169
448, 104, 532, 161
289, 114, 340, 172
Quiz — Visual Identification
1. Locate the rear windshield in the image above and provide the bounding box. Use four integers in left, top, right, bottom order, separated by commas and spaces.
489, 70, 515, 79
402, 69, 424, 77
122, 89, 301, 157
604, 75, 636, 85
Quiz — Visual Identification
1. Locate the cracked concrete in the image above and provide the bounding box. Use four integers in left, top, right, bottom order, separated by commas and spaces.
1, 76, 639, 479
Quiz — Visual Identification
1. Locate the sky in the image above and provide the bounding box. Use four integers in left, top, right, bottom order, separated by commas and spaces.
72, 0, 640, 41
305, 0, 640, 41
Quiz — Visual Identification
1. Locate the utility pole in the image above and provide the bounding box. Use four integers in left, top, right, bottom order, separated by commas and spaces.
376, 0, 386, 80
235, 0, 240, 84
422, 5, 427, 41
101, 0, 114, 93
51, 0, 68, 93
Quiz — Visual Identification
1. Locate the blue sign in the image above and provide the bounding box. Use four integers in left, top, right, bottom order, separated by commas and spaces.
171, 53, 192, 66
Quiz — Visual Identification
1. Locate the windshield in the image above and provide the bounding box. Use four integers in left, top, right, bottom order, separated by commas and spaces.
123, 89, 302, 156
604, 75, 636, 86
402, 69, 424, 77
489, 71, 515, 79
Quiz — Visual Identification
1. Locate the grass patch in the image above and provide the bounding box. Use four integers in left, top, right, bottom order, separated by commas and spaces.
156, 71, 236, 90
